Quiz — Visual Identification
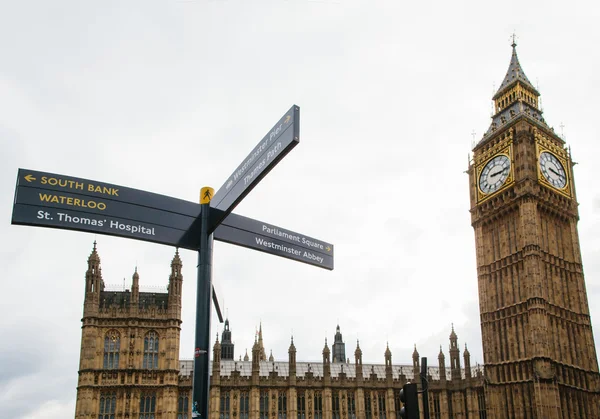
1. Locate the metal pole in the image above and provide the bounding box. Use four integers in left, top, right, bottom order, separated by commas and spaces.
420, 357, 430, 419
192, 187, 215, 419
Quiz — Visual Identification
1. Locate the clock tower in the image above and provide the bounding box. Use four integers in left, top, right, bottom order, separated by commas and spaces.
468, 42, 600, 418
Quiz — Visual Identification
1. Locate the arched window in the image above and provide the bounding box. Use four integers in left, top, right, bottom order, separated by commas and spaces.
178, 393, 189, 419
140, 392, 156, 419
143, 331, 159, 369
99, 392, 116, 419
103, 331, 120, 369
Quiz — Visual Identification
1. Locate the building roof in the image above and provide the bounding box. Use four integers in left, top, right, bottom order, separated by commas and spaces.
179, 360, 483, 381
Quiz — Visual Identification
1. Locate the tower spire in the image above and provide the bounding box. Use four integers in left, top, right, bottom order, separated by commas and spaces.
476, 40, 550, 147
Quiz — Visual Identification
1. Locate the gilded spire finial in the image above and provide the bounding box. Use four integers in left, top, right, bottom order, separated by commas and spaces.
511, 32, 517, 48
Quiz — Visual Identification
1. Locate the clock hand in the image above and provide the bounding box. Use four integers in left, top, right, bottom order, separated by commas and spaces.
548, 167, 561, 177
490, 170, 504, 178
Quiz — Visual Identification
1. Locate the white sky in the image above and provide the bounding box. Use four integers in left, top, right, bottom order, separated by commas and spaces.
1, 1, 599, 418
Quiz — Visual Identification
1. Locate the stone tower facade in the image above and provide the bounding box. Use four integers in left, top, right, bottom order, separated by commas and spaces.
468, 42, 600, 417
74, 243, 187, 419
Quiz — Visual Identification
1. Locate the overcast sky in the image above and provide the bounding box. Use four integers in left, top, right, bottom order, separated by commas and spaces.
1, 1, 599, 418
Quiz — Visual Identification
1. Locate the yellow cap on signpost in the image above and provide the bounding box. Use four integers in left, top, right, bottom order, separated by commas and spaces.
200, 187, 214, 204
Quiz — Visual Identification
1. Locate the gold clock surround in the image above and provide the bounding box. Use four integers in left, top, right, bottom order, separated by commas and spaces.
535, 134, 572, 198
475, 145, 515, 203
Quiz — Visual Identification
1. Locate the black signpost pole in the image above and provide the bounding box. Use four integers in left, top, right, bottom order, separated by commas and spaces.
192, 187, 215, 419
420, 357, 430, 419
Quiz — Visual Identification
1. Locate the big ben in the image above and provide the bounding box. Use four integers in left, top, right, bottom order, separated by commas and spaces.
468, 41, 600, 418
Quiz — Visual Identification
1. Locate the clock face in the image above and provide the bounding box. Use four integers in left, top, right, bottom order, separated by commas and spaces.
479, 154, 511, 194
539, 151, 567, 189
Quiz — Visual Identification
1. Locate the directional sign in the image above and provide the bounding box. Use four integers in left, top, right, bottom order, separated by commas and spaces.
12, 204, 202, 250
15, 169, 201, 217
12, 169, 203, 250
210, 105, 300, 221
214, 212, 334, 270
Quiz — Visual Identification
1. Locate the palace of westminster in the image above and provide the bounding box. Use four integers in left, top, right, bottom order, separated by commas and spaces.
74, 43, 600, 418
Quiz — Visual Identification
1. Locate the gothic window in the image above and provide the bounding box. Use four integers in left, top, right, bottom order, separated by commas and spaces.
364, 393, 372, 419
139, 392, 156, 419
377, 393, 386, 419
477, 390, 487, 419
99, 392, 116, 419
297, 391, 306, 419
240, 391, 250, 419
432, 392, 441, 419
347, 392, 356, 419
332, 391, 340, 419
103, 331, 120, 369
278, 391, 287, 419
393, 390, 401, 419
178, 393, 189, 419
260, 391, 269, 419
220, 391, 231, 419
314, 392, 323, 419
143, 331, 159, 369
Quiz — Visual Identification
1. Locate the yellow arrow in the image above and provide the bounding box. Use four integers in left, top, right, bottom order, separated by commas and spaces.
24, 174, 36, 183
326, 246, 331, 252
284, 115, 291, 124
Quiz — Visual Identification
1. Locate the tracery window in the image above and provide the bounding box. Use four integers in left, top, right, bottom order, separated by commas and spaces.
393, 390, 401, 419
220, 391, 231, 419
314, 391, 323, 419
347, 392, 356, 419
278, 391, 287, 419
240, 391, 250, 419
365, 393, 372, 419
103, 331, 120, 369
177, 393, 189, 419
140, 392, 156, 419
332, 391, 340, 419
477, 390, 487, 419
432, 392, 441, 419
297, 390, 306, 419
143, 331, 159, 369
377, 392, 386, 419
99, 392, 116, 419
260, 390, 269, 419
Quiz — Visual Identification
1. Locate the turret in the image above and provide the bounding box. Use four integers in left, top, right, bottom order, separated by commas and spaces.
354, 340, 363, 381
167, 249, 183, 317
323, 339, 331, 383
384, 344, 393, 384
449, 325, 461, 380
84, 241, 103, 315
288, 337, 297, 385
212, 334, 221, 385
257, 323, 267, 361
438, 346, 446, 382
412, 345, 420, 378
251, 336, 260, 382
131, 267, 140, 305
464, 344, 471, 379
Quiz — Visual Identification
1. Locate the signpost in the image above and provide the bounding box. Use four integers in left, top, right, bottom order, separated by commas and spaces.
210, 105, 299, 226
10, 105, 333, 419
